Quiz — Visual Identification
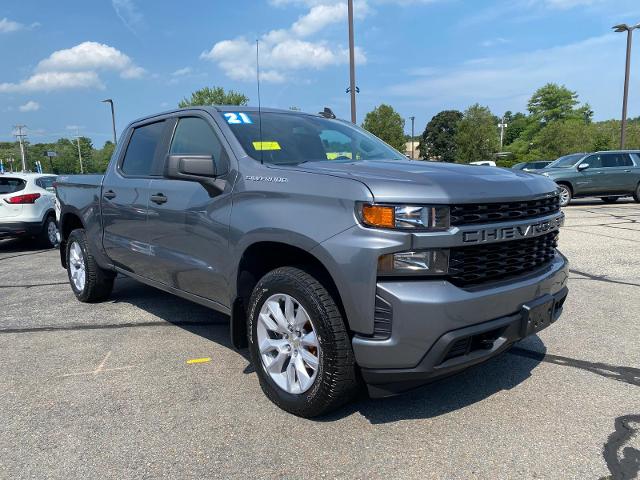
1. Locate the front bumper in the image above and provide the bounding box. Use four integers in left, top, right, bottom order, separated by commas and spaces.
354, 252, 569, 397
0, 221, 43, 239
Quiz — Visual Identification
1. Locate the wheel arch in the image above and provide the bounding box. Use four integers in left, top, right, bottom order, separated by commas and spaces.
59, 211, 85, 268
230, 241, 347, 349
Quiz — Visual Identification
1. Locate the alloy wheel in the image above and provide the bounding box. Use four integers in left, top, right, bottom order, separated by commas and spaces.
256, 293, 321, 394
68, 241, 86, 292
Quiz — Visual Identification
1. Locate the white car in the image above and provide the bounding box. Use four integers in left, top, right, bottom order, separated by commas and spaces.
469, 160, 497, 167
0, 173, 59, 247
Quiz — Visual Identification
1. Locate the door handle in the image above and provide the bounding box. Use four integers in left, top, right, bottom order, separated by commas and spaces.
624, 169, 631, 173
103, 190, 116, 200
150, 193, 168, 205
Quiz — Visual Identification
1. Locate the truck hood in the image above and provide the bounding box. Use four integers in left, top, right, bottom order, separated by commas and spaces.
289, 160, 559, 203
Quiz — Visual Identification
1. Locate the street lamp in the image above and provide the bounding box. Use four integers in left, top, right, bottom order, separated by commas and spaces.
101, 99, 117, 145
613, 23, 640, 149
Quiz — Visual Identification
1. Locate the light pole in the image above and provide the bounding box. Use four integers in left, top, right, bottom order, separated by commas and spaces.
74, 128, 84, 174
613, 23, 640, 149
347, 0, 357, 124
498, 116, 508, 151
101, 99, 117, 144
409, 116, 415, 159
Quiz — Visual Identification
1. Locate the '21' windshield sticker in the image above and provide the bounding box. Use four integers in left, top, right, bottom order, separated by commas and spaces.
223, 112, 253, 124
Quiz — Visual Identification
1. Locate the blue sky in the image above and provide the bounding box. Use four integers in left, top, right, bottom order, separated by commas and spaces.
1, 0, 640, 146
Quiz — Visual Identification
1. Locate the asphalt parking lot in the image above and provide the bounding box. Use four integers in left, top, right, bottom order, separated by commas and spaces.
1, 199, 639, 479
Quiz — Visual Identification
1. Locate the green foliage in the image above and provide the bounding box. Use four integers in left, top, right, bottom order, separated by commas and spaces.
455, 104, 499, 164
362, 104, 406, 151
419, 110, 463, 162
528, 83, 580, 124
502, 112, 530, 146
179, 86, 249, 108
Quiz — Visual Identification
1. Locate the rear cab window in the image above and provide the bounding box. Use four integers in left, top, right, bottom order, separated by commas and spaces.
0, 178, 26, 194
35, 176, 57, 190
120, 121, 166, 176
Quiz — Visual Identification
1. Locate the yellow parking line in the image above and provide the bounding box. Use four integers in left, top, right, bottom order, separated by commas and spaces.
186, 357, 212, 364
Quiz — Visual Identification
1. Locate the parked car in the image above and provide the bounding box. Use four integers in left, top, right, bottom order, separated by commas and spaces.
470, 160, 496, 166
512, 161, 552, 172
56, 107, 568, 417
0, 172, 58, 247
541, 151, 640, 207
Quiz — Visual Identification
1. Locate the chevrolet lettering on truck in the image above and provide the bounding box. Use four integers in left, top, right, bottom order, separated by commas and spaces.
56, 106, 568, 417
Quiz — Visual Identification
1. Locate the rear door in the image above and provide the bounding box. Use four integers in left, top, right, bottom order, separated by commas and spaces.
602, 153, 636, 193
101, 119, 171, 274
146, 113, 235, 305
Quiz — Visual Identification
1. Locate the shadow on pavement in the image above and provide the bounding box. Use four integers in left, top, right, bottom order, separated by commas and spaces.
0, 237, 55, 259
108, 277, 248, 362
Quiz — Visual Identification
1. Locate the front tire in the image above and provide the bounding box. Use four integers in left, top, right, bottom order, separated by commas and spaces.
558, 184, 572, 207
634, 183, 640, 203
601, 197, 619, 204
247, 267, 358, 418
66, 229, 114, 302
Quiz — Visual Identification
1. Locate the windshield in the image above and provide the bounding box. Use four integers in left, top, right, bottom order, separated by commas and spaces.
221, 111, 406, 165
548, 153, 585, 168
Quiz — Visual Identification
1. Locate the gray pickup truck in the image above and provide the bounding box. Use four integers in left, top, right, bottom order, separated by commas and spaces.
56, 106, 568, 417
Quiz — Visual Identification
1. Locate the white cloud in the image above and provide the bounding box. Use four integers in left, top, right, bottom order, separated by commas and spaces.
390, 34, 631, 120
0, 41, 143, 94
37, 41, 144, 79
0, 71, 103, 93
172, 67, 193, 76
481, 37, 510, 48
201, 1, 368, 83
0, 17, 24, 33
112, 0, 144, 33
18, 101, 40, 112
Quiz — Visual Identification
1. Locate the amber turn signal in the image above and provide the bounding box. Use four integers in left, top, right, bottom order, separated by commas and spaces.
361, 204, 395, 228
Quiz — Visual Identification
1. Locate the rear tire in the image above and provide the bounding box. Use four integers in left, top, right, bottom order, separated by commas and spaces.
247, 266, 358, 418
600, 197, 619, 204
66, 229, 114, 302
634, 183, 640, 203
38, 215, 58, 248
557, 184, 572, 207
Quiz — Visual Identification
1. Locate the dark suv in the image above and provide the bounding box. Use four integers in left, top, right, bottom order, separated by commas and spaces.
541, 151, 640, 206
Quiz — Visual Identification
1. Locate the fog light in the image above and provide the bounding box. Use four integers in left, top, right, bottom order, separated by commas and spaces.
378, 249, 449, 276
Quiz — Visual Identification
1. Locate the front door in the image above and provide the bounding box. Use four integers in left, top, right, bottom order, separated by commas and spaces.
102, 119, 168, 274
145, 114, 234, 306
574, 154, 606, 195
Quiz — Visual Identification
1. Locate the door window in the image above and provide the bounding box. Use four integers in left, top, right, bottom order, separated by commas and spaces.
581, 155, 602, 169
170, 117, 225, 171
36, 176, 56, 190
121, 121, 166, 176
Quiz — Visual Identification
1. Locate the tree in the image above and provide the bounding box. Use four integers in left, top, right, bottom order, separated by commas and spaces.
179, 86, 249, 107
455, 104, 499, 164
362, 104, 406, 151
527, 83, 581, 125
419, 110, 462, 162
503, 112, 531, 146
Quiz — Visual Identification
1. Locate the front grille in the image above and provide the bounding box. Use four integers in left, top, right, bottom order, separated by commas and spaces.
450, 195, 560, 226
448, 232, 558, 287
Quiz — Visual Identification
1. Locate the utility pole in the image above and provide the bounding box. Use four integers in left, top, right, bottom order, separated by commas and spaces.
13, 124, 27, 171
347, 0, 357, 124
410, 116, 415, 159
75, 128, 84, 174
498, 117, 508, 151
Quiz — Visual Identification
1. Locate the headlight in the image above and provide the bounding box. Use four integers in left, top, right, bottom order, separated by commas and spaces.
378, 249, 449, 276
359, 204, 449, 230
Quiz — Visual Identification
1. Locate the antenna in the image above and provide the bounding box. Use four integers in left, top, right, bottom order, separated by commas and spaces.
256, 39, 264, 164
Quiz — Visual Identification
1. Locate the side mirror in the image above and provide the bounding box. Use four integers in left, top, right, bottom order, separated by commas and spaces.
577, 163, 589, 171
166, 154, 216, 181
